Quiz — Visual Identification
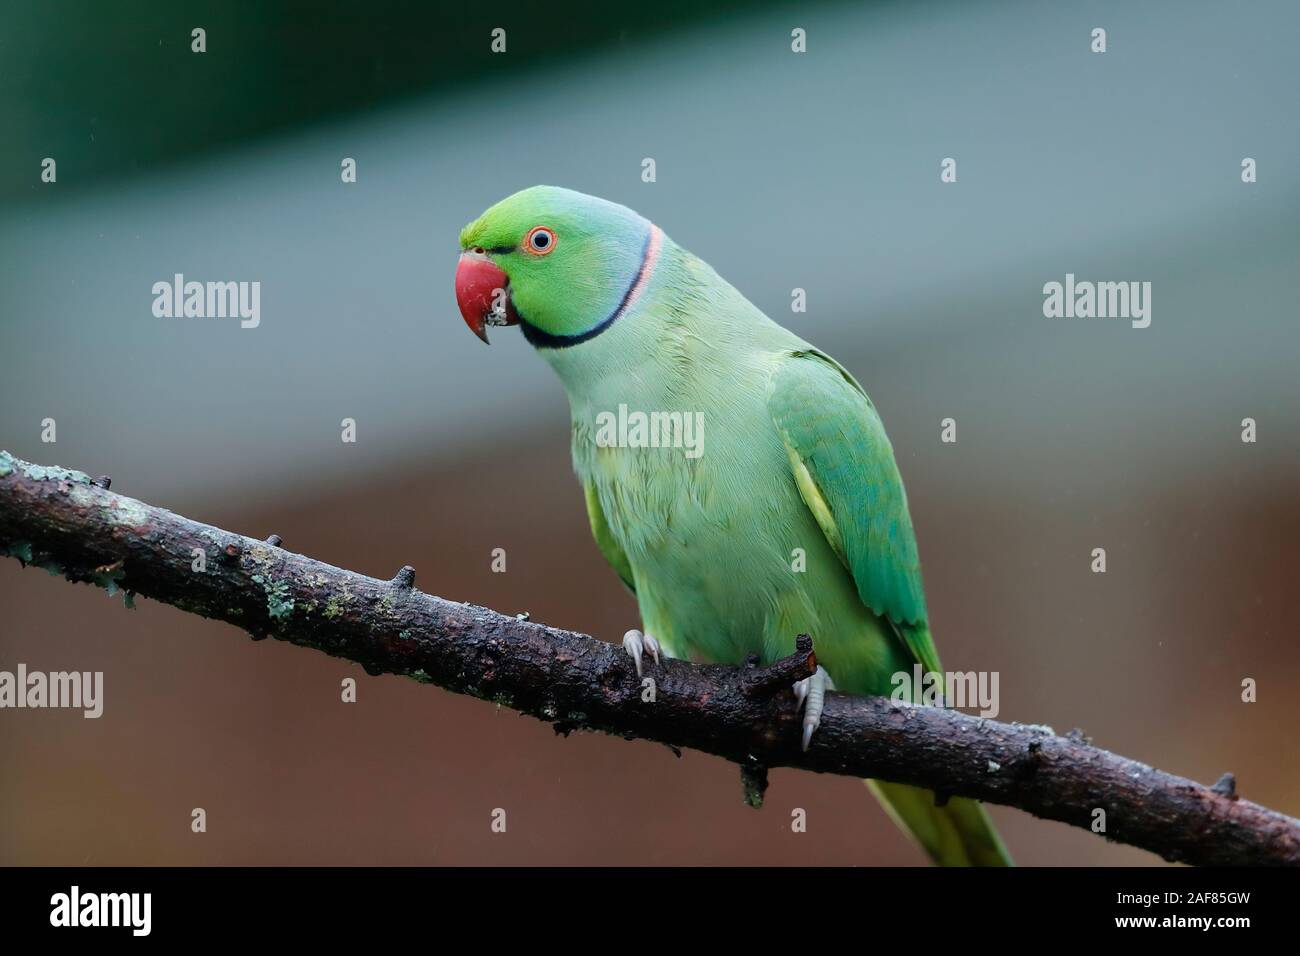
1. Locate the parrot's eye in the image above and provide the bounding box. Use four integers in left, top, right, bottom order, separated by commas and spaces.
524, 226, 557, 256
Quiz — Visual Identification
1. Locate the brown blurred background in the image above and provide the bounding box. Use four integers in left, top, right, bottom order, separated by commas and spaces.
3, 400, 1297, 865
2, 0, 1298, 864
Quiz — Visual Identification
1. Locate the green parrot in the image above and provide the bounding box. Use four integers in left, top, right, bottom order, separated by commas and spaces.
454, 185, 1012, 866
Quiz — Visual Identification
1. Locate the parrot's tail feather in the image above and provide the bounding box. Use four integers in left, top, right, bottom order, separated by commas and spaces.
865, 780, 1013, 866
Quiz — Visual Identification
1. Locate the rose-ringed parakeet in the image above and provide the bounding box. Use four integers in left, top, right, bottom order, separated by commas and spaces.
454, 186, 1012, 866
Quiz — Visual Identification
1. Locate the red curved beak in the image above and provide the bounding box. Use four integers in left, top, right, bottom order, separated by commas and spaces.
455, 254, 518, 344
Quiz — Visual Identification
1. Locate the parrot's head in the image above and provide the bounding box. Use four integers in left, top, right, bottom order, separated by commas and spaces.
456, 185, 661, 346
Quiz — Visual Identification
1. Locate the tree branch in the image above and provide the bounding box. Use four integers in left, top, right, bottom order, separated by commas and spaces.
1, 450, 1296, 866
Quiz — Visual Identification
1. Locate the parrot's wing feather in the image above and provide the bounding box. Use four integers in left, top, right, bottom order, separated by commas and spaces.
768, 349, 941, 675
582, 480, 636, 595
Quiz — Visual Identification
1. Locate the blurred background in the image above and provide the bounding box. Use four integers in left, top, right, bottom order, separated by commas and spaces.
1, 0, 1297, 865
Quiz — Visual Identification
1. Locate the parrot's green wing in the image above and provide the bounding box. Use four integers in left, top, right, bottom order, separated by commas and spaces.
767, 349, 941, 676
769, 350, 1012, 866
582, 481, 636, 594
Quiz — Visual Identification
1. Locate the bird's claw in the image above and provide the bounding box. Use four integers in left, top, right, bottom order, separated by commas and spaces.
622, 629, 661, 678
793, 677, 809, 709
794, 665, 834, 752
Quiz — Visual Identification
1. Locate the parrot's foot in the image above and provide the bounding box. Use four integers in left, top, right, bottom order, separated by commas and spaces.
621, 629, 661, 678
793, 665, 834, 751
